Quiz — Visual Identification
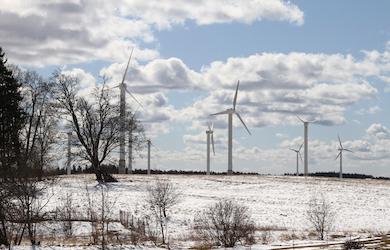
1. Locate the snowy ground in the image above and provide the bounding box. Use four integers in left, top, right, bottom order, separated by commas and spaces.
26, 174, 390, 248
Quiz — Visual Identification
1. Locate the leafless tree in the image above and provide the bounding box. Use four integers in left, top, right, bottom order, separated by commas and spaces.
12, 68, 58, 179
146, 179, 181, 245
0, 176, 54, 248
306, 193, 335, 240
57, 192, 75, 238
54, 71, 121, 182
194, 199, 256, 247
127, 113, 145, 173
84, 184, 116, 249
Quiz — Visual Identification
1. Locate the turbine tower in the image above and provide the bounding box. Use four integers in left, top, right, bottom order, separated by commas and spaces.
289, 143, 303, 176
297, 116, 315, 176
206, 123, 215, 175
336, 135, 353, 179
147, 139, 151, 175
211, 80, 251, 175
67, 132, 72, 175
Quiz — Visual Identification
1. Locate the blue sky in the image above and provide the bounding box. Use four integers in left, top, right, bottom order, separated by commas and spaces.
1, 0, 390, 176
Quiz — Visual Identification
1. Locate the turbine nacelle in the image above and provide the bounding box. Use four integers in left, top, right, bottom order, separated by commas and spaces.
211, 82, 251, 136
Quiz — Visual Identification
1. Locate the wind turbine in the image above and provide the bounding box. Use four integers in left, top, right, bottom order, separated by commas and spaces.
206, 123, 215, 175
335, 135, 353, 179
146, 138, 158, 175
117, 48, 144, 174
211, 80, 251, 175
147, 139, 151, 175
297, 116, 316, 177
289, 143, 303, 176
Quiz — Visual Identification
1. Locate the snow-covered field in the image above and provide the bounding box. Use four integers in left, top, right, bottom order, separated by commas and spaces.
36, 174, 390, 248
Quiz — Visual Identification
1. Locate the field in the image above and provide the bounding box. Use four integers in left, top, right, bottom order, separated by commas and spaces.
19, 174, 388, 249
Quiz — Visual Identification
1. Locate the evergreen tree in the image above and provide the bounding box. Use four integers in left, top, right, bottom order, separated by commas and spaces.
0, 47, 25, 178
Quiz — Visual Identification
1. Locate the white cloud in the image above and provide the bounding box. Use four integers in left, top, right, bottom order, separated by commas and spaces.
366, 123, 390, 140
100, 57, 202, 94
119, 0, 304, 28
0, 0, 303, 67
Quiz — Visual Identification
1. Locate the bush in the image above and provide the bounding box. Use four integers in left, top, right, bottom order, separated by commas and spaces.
306, 193, 335, 240
343, 239, 364, 250
194, 200, 256, 247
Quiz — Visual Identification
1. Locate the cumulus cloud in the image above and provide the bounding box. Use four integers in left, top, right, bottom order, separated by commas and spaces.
176, 51, 384, 130
0, 0, 303, 67
100, 58, 202, 93
366, 123, 390, 140
119, 0, 304, 28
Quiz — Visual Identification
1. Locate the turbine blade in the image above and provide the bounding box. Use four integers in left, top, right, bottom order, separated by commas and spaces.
335, 152, 341, 160
289, 148, 295, 152
235, 111, 251, 135
344, 148, 353, 153
207, 123, 211, 131
121, 48, 134, 85
296, 115, 305, 123
211, 133, 215, 155
299, 152, 303, 163
211, 122, 214, 131
233, 80, 240, 110
124, 86, 145, 111
338, 134, 343, 149
298, 143, 303, 152
210, 110, 230, 116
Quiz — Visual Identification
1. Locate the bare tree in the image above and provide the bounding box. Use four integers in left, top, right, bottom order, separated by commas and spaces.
194, 200, 256, 247
54, 71, 121, 182
127, 112, 145, 173
11, 68, 58, 179
84, 184, 116, 249
0, 176, 54, 248
146, 179, 180, 245
306, 193, 335, 240
57, 192, 74, 238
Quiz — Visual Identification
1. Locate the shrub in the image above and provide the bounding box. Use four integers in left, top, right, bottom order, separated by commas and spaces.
194, 200, 256, 247
343, 239, 364, 249
306, 193, 335, 240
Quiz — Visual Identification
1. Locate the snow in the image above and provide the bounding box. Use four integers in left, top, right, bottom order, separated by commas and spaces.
21, 174, 390, 248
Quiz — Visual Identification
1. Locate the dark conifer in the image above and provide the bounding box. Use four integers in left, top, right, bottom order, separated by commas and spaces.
0, 47, 25, 178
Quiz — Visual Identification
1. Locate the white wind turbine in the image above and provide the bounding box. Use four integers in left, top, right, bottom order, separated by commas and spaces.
146, 138, 159, 175
206, 123, 215, 175
289, 143, 303, 176
211, 80, 251, 175
335, 135, 353, 179
117, 48, 144, 174
297, 116, 316, 177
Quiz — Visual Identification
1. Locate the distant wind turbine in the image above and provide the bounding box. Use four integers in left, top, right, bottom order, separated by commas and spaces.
289, 143, 303, 176
297, 116, 316, 177
206, 123, 215, 175
146, 139, 158, 175
211, 80, 251, 175
147, 139, 151, 175
335, 135, 353, 179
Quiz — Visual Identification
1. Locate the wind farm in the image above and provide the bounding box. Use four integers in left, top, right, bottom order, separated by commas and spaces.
1, 1, 390, 249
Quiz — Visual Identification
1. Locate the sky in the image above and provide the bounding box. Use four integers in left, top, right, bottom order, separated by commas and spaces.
1, 0, 390, 177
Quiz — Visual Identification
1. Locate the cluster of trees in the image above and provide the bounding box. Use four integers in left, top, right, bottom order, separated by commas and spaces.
0, 47, 144, 182
285, 172, 390, 180
0, 46, 143, 247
